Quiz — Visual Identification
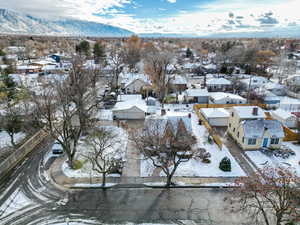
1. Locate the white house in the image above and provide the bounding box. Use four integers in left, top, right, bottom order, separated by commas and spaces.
112, 95, 157, 120
200, 108, 230, 126
209, 92, 247, 104
271, 109, 298, 128
206, 78, 232, 92
240, 76, 268, 90
184, 88, 209, 103
265, 82, 286, 96
120, 73, 151, 94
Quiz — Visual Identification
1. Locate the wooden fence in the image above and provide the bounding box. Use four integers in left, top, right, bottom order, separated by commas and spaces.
193, 105, 223, 150
194, 103, 267, 110
0, 129, 48, 180
265, 111, 299, 142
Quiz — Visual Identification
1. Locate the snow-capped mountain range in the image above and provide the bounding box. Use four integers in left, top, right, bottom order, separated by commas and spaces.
0, 8, 133, 37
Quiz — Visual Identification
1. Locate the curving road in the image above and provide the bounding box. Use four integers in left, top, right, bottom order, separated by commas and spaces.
0, 138, 248, 225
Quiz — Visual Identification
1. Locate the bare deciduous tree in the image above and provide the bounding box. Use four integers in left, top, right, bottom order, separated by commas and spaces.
131, 119, 197, 187
82, 127, 125, 187
108, 46, 125, 92
32, 81, 81, 168
228, 166, 300, 225
67, 56, 101, 133
144, 49, 174, 103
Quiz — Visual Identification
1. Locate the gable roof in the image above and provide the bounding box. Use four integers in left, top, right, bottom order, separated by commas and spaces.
206, 78, 231, 85
271, 109, 296, 120
242, 119, 284, 139
145, 113, 192, 136
210, 92, 246, 101
185, 88, 209, 97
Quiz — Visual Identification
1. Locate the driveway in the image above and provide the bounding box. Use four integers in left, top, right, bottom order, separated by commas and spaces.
121, 120, 144, 179
215, 127, 257, 176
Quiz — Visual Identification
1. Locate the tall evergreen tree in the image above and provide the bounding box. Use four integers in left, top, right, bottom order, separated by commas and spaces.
93, 42, 105, 64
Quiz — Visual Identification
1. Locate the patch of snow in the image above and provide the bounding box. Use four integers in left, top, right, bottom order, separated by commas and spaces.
62, 126, 128, 179
0, 131, 26, 149
246, 142, 300, 176
71, 183, 117, 188
140, 113, 246, 177
0, 189, 34, 217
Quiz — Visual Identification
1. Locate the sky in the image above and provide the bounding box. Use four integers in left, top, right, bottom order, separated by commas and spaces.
1, 0, 300, 36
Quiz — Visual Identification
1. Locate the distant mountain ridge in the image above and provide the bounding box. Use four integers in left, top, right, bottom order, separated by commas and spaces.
0, 8, 133, 37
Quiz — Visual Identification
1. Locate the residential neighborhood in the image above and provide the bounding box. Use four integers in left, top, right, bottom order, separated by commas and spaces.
1, 26, 300, 225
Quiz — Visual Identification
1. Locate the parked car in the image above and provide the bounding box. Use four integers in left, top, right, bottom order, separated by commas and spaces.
52, 141, 64, 157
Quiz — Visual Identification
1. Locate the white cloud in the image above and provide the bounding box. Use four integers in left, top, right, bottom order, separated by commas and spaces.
0, 0, 131, 19
1, 0, 300, 35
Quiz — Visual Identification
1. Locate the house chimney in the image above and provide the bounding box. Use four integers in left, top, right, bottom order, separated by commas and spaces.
161, 109, 166, 116
252, 107, 258, 116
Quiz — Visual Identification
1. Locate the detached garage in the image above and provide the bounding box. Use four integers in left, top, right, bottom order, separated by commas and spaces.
200, 108, 230, 126
112, 95, 148, 120
113, 105, 146, 120
271, 109, 298, 128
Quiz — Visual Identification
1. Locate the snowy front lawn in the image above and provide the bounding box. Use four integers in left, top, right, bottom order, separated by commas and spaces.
0, 131, 26, 149
246, 142, 300, 176
62, 126, 128, 178
140, 113, 246, 177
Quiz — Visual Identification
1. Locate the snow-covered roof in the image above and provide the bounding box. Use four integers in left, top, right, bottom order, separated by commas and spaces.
185, 88, 209, 97
233, 106, 266, 119
200, 108, 230, 118
271, 109, 296, 120
210, 92, 246, 101
240, 76, 268, 86
204, 64, 217, 70
145, 112, 192, 136
31, 59, 57, 65
113, 101, 148, 112
120, 73, 151, 87
206, 78, 231, 85
0, 65, 8, 69
265, 82, 285, 90
170, 75, 187, 85
113, 94, 157, 113
117, 94, 142, 101
17, 65, 40, 70
242, 119, 284, 139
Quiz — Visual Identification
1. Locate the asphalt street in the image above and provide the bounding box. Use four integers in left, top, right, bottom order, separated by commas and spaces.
0, 137, 250, 225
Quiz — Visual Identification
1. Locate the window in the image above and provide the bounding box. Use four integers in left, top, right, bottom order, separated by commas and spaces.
248, 138, 256, 145
231, 112, 234, 117
237, 132, 239, 138
242, 137, 245, 143
270, 138, 279, 145
233, 128, 235, 132
229, 123, 231, 127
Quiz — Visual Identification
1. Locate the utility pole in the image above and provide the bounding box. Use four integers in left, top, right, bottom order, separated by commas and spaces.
247, 75, 253, 104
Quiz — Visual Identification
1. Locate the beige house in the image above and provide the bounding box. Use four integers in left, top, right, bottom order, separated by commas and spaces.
227, 106, 284, 150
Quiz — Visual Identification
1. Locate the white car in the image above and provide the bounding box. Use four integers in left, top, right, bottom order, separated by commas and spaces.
52, 141, 64, 157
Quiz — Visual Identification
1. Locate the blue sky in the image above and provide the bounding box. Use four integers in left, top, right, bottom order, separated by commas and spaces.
1, 0, 300, 36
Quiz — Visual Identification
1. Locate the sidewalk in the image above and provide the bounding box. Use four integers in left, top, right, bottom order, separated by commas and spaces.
48, 156, 239, 189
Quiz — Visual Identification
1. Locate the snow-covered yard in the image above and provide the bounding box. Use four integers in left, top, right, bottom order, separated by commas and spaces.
140, 113, 246, 177
246, 142, 300, 176
0, 131, 26, 149
0, 189, 34, 217
62, 126, 128, 178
